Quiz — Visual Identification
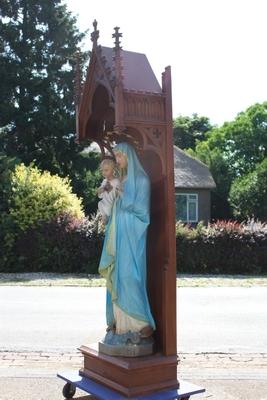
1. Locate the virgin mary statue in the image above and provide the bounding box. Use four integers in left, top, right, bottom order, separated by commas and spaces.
98, 142, 155, 356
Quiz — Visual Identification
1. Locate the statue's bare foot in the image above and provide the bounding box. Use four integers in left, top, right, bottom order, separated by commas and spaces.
140, 325, 154, 338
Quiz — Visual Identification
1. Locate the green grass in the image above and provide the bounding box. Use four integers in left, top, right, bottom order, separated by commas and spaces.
0, 273, 266, 287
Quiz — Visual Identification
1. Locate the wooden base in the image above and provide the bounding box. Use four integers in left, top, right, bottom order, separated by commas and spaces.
79, 345, 179, 398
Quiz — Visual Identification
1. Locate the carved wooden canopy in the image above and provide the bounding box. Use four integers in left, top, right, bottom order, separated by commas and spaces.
75, 21, 173, 172
76, 21, 177, 358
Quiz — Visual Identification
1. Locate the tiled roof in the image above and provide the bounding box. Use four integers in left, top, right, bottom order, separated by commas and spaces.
101, 46, 162, 93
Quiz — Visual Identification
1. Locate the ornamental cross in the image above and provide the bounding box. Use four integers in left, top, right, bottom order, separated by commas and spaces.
112, 26, 122, 50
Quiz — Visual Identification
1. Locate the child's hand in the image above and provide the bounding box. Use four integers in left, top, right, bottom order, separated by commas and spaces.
104, 181, 112, 192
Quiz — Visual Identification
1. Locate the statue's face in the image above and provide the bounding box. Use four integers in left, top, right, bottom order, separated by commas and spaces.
115, 151, 128, 169
101, 164, 114, 180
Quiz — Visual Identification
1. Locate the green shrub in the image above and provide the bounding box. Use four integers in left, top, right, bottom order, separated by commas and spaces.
176, 219, 267, 274
0, 163, 85, 269
9, 164, 84, 231
1, 213, 104, 273
176, 221, 197, 239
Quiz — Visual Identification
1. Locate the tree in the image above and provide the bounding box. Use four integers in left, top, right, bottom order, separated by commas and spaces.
0, 0, 86, 175
70, 150, 102, 215
187, 144, 233, 219
192, 102, 267, 219
173, 113, 213, 150
229, 159, 267, 220
0, 1, 103, 215
196, 102, 267, 177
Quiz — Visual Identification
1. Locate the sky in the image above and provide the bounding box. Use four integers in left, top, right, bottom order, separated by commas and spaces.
65, 0, 267, 126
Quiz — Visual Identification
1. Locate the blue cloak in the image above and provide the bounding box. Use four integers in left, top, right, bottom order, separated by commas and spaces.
99, 142, 155, 330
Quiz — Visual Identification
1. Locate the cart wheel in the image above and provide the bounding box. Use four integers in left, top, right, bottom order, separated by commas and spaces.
62, 382, 76, 399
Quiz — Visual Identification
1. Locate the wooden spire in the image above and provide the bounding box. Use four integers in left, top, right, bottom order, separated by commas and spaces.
91, 19, 99, 48
112, 26, 123, 85
112, 26, 125, 134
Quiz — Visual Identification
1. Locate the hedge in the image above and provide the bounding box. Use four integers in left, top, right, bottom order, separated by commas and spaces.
0, 213, 104, 273
176, 220, 267, 274
0, 217, 266, 275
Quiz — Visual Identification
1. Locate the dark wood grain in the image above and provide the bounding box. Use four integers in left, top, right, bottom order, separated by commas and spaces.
79, 345, 179, 397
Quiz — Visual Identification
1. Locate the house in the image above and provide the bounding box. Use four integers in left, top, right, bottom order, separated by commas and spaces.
174, 145, 216, 224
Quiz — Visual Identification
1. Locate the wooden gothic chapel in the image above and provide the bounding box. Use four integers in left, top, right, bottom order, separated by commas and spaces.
75, 20, 178, 397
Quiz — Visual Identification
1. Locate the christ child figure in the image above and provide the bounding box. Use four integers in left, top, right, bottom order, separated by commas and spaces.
97, 158, 121, 225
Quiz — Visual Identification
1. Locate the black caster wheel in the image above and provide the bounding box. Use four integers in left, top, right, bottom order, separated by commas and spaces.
62, 382, 76, 399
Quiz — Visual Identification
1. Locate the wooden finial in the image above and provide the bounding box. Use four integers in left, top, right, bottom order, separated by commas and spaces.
112, 26, 123, 50
112, 26, 123, 84
91, 19, 99, 48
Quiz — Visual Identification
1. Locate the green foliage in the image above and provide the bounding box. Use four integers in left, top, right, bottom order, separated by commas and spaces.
69, 151, 102, 215
0, 152, 21, 213
0, 1, 101, 216
0, 153, 21, 267
176, 220, 267, 274
0, 0, 87, 176
173, 113, 213, 150
9, 163, 84, 231
2, 216, 266, 274
229, 159, 267, 220
191, 102, 267, 219
200, 102, 267, 177
0, 213, 104, 273
0, 162, 85, 271
176, 220, 205, 239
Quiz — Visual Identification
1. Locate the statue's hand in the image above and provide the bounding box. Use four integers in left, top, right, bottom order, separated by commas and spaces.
104, 181, 112, 192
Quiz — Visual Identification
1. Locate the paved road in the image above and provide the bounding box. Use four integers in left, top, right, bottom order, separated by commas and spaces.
1, 286, 267, 353
177, 286, 267, 353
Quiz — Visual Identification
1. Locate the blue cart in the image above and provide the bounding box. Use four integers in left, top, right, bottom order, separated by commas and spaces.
57, 370, 205, 400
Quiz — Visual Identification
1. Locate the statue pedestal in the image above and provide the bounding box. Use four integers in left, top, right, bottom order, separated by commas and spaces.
79, 344, 179, 398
